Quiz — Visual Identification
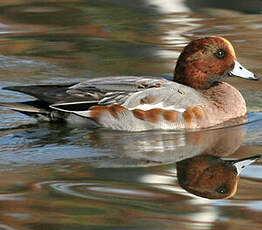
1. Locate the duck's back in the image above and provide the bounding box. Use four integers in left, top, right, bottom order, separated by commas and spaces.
57, 76, 209, 131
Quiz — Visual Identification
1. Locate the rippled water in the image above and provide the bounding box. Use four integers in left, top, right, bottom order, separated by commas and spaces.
0, 0, 262, 229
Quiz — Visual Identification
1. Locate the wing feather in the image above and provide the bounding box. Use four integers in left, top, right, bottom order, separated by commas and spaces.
65, 76, 170, 106
54, 76, 206, 112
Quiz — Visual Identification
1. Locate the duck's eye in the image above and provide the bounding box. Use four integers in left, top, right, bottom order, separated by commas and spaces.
216, 186, 227, 194
215, 49, 226, 59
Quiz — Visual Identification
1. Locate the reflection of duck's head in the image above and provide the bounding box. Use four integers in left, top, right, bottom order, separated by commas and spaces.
177, 154, 260, 199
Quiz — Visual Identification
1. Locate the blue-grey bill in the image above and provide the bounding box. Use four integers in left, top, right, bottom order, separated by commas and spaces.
229, 61, 260, 80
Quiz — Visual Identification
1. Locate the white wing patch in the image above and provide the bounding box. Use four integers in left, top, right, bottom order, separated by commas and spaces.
127, 102, 186, 113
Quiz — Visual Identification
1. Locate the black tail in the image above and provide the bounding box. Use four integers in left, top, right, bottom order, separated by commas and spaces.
3, 83, 77, 104
0, 100, 71, 122
1, 83, 98, 121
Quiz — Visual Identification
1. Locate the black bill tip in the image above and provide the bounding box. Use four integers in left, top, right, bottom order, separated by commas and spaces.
253, 74, 260, 81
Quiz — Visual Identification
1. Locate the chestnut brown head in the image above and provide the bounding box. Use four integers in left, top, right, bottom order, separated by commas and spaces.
174, 37, 258, 89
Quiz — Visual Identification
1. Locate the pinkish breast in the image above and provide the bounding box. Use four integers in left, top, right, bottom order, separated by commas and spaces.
200, 82, 247, 126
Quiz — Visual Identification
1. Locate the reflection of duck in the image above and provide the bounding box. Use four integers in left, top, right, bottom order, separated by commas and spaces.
177, 154, 260, 199
84, 122, 259, 199
1, 37, 259, 131
85, 122, 247, 167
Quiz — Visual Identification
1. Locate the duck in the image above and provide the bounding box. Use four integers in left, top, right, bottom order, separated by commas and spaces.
1, 36, 259, 131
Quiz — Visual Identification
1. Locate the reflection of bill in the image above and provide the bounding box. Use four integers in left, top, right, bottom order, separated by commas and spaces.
177, 154, 260, 199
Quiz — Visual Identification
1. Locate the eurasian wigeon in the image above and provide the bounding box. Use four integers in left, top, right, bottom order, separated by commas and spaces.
177, 154, 260, 199
1, 36, 259, 131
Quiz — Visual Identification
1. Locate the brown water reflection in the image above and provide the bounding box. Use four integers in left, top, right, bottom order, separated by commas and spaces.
0, 0, 262, 230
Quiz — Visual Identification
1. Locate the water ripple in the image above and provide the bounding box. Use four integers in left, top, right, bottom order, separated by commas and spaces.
39, 180, 170, 201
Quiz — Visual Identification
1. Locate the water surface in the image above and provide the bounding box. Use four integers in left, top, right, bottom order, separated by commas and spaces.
0, 0, 262, 229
